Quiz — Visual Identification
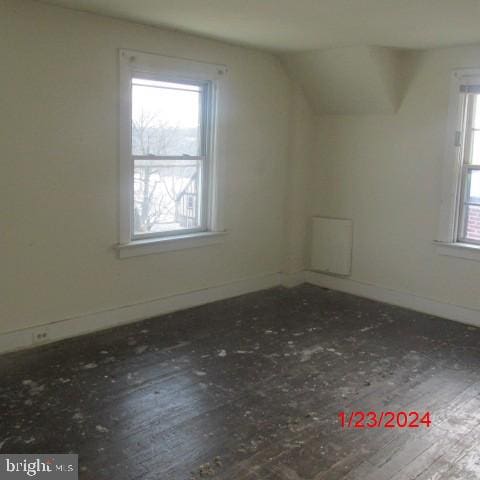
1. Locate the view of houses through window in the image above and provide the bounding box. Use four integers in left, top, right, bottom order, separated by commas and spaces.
131, 78, 205, 237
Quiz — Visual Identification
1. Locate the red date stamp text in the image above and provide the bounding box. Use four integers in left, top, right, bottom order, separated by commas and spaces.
338, 411, 432, 429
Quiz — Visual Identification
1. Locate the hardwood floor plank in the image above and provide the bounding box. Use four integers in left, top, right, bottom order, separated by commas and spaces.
1, 284, 479, 479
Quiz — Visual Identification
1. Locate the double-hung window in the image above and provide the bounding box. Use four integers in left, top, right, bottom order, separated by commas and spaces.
118, 50, 226, 257
456, 86, 480, 244
437, 70, 480, 259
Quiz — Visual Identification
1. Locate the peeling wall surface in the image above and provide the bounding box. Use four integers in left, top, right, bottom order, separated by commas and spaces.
311, 45, 480, 312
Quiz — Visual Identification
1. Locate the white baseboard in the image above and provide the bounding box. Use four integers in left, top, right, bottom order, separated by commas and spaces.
0, 272, 289, 355
5, 268, 478, 355
306, 271, 480, 328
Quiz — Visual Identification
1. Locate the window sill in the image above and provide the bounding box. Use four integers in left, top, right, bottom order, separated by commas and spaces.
434, 241, 480, 262
117, 231, 227, 258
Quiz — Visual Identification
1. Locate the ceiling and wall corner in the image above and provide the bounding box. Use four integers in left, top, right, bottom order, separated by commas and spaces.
281, 46, 419, 115
35, 0, 447, 116
36, 0, 480, 52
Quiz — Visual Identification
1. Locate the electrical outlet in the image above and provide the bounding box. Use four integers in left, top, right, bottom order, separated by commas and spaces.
32, 327, 50, 345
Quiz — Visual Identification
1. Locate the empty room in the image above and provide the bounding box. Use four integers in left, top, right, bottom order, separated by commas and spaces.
2, 0, 480, 478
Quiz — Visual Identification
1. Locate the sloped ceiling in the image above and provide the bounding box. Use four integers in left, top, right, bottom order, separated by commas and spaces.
282, 47, 417, 115
38, 0, 480, 52
35, 1, 432, 115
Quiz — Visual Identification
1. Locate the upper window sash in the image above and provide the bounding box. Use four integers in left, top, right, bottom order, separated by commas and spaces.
462, 93, 476, 165
130, 75, 211, 160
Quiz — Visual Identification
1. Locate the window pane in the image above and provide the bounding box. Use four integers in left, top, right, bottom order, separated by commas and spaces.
133, 159, 202, 235
471, 130, 480, 165
132, 78, 202, 157
474, 94, 480, 129
466, 169, 480, 204
464, 205, 480, 242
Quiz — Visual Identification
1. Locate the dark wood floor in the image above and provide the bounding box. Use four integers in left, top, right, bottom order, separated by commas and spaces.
1, 284, 480, 479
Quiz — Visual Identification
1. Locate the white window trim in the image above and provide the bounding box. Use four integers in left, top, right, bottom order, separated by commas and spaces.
118, 231, 227, 258
436, 68, 480, 261
117, 49, 228, 258
434, 240, 480, 262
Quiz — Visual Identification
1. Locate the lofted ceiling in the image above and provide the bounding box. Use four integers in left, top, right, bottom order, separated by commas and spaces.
282, 47, 415, 114
39, 0, 480, 52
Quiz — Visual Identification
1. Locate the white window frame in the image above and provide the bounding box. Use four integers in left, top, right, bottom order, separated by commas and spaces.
117, 50, 227, 258
436, 68, 480, 261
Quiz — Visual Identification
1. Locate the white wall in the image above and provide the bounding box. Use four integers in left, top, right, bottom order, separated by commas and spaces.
283, 85, 315, 275
311, 45, 480, 312
0, 0, 311, 336
9, 0, 478, 342
283, 47, 411, 115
